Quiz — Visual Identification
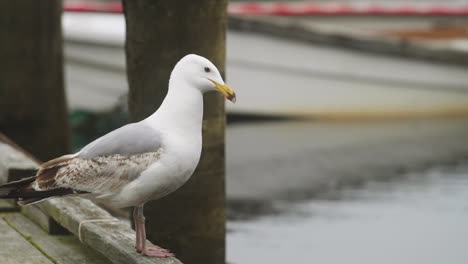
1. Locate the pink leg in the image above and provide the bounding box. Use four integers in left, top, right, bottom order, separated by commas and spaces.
134, 205, 175, 258
133, 207, 144, 252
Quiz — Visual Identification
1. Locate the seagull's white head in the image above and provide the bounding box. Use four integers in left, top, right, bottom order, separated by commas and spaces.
171, 54, 236, 103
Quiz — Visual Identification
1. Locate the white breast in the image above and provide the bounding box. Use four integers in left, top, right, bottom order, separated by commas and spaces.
103, 132, 202, 208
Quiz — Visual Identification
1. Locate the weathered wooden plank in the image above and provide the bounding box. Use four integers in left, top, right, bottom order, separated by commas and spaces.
0, 142, 38, 184
22, 204, 69, 235
0, 216, 52, 264
4, 214, 111, 264
0, 141, 39, 208
0, 133, 42, 165
0, 199, 18, 212
38, 197, 183, 264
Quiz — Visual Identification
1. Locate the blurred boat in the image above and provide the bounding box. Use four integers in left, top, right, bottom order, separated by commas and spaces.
63, 12, 468, 119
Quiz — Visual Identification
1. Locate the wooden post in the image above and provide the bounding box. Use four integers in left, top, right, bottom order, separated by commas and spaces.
123, 1, 227, 263
0, 0, 71, 161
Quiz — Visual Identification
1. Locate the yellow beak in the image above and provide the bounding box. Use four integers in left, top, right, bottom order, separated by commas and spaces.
210, 80, 236, 103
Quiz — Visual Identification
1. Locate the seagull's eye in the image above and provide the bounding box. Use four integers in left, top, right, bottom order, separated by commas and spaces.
204, 67, 211, 73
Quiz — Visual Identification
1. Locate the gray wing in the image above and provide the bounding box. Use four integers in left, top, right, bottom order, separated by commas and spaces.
78, 122, 162, 159
31, 122, 163, 195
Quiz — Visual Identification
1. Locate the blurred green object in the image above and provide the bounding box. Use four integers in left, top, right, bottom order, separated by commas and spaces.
69, 109, 128, 152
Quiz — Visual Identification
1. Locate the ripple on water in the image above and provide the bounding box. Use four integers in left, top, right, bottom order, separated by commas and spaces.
227, 165, 468, 264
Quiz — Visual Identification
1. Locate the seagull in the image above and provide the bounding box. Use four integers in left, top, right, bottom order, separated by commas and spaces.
0, 54, 236, 258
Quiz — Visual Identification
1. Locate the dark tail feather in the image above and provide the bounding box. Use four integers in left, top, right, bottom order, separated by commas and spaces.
0, 154, 88, 205
0, 176, 36, 199
0, 176, 83, 205
17, 189, 79, 205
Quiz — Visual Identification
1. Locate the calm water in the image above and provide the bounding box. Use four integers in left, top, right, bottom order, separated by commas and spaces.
227, 164, 468, 264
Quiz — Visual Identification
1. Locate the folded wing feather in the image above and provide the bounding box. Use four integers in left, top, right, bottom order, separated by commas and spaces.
0, 121, 164, 205
34, 150, 163, 194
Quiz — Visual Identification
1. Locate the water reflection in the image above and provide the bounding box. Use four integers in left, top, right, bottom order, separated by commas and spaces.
228, 164, 468, 264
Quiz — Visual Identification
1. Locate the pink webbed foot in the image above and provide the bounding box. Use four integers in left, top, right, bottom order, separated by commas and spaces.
139, 247, 175, 258
135, 246, 171, 254
133, 205, 174, 258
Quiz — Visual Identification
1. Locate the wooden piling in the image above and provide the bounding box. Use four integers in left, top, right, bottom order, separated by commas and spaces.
0, 0, 71, 161
123, 1, 228, 263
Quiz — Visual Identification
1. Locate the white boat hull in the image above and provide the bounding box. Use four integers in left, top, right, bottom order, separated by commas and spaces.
63, 13, 468, 119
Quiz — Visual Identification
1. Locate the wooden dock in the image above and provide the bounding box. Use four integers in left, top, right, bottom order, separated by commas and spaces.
0, 202, 110, 264
0, 138, 182, 264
